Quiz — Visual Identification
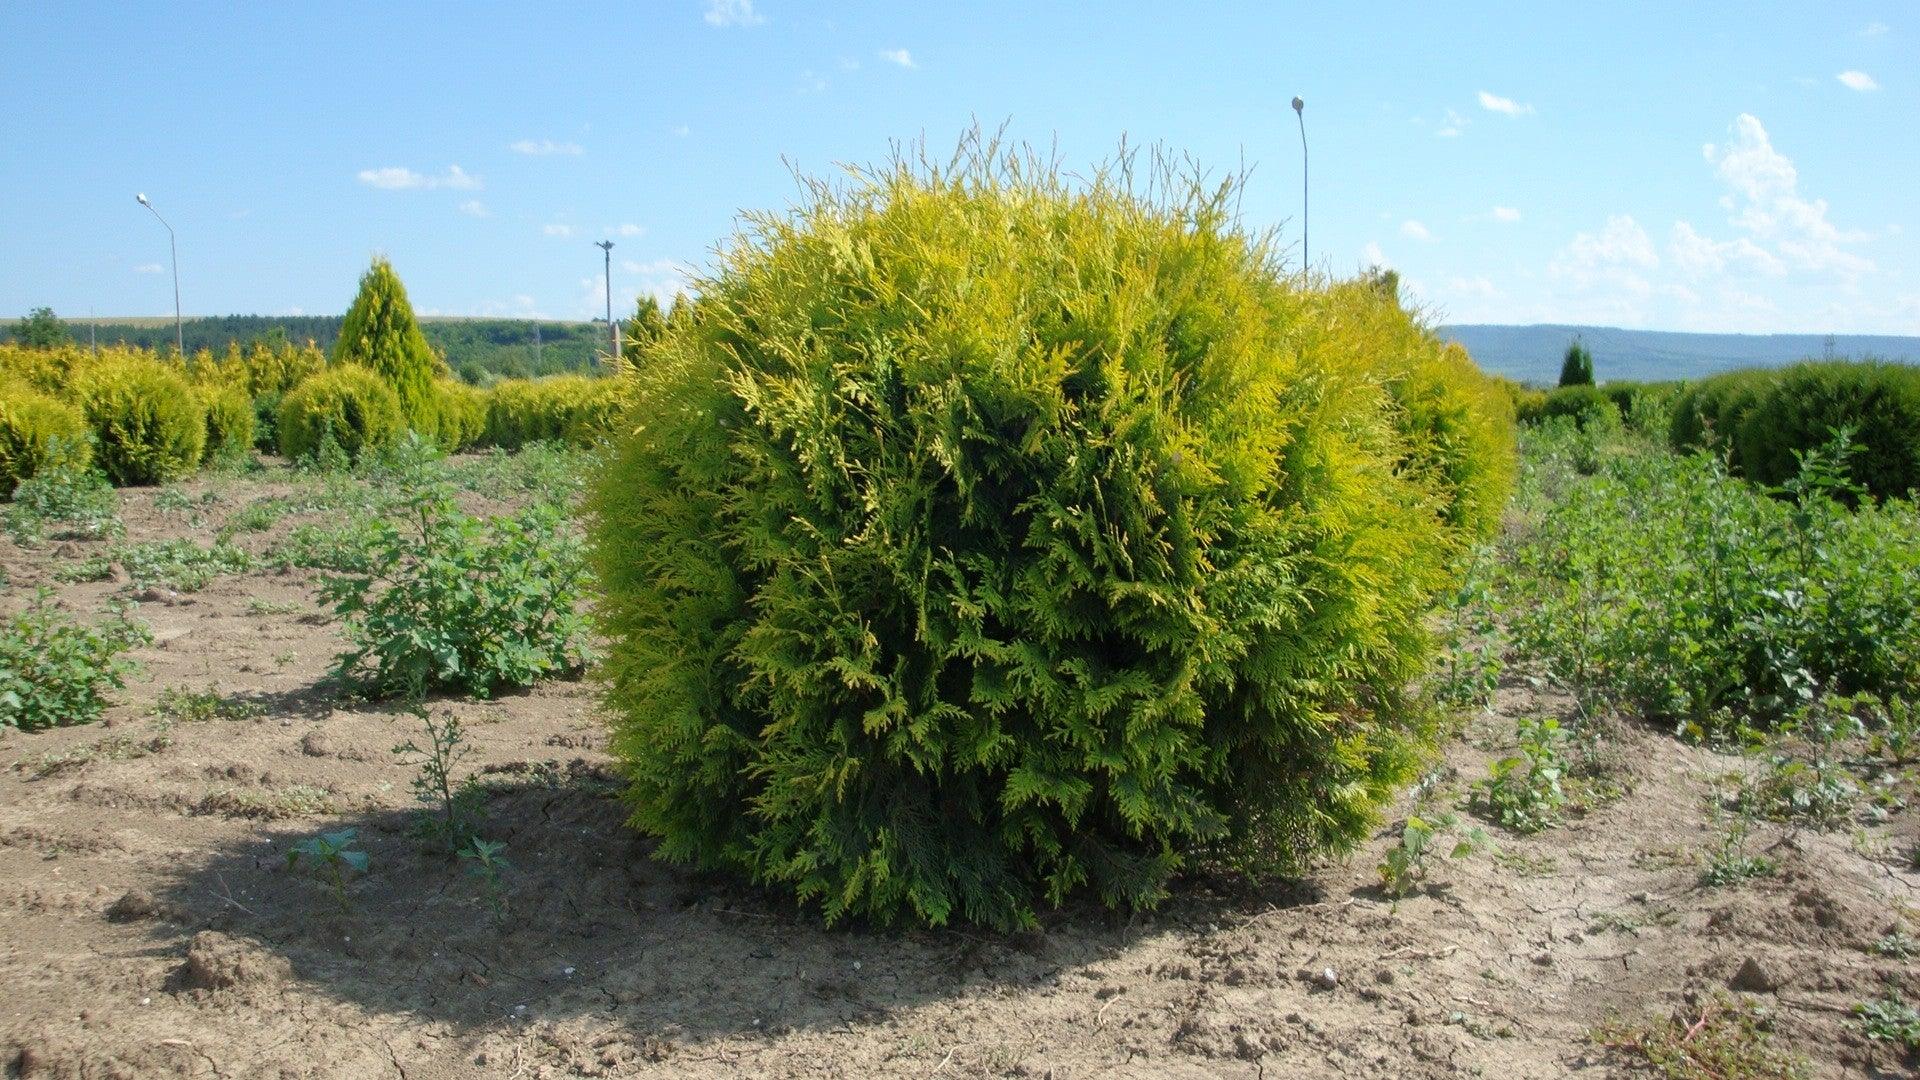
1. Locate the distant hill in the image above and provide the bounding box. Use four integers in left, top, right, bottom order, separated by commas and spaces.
2, 314, 610, 383
1439, 324, 1920, 386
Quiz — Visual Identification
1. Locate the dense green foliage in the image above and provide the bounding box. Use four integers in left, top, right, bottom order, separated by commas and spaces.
482, 374, 628, 449
195, 382, 256, 466
1558, 339, 1594, 387
333, 258, 443, 430
0, 385, 90, 494
12, 307, 70, 348
68, 357, 207, 485
1501, 421, 1920, 736
0, 592, 150, 732
431, 379, 487, 452
322, 459, 595, 698
1670, 361, 1920, 500
589, 147, 1513, 929
277, 365, 405, 463
2, 442, 120, 543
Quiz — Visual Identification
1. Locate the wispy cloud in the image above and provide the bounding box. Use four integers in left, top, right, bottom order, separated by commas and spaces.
1400, 220, 1434, 242
1492, 206, 1521, 222
544, 224, 576, 239
1861, 21, 1889, 36
1477, 90, 1534, 116
133, 263, 164, 274
356, 165, 482, 191
459, 200, 489, 218
510, 139, 584, 156
1435, 107, 1467, 137
615, 223, 645, 237
670, 124, 691, 137
878, 48, 915, 68
1836, 70, 1879, 92
1361, 241, 1392, 269
704, 0, 764, 27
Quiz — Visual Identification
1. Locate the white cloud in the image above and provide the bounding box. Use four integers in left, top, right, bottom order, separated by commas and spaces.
1360, 241, 1392, 269
1862, 21, 1888, 36
798, 70, 828, 94
1668, 221, 1784, 277
1550, 215, 1659, 304
615, 223, 646, 237
1492, 206, 1521, 222
133, 263, 164, 274
459, 200, 489, 218
878, 48, 915, 68
1445, 276, 1502, 300
510, 139, 584, 156
579, 259, 696, 319
356, 165, 482, 191
1703, 113, 1872, 276
287, 307, 305, 316
704, 0, 763, 27
1837, 70, 1879, 91
1477, 90, 1534, 116
544, 224, 576, 239
1435, 108, 1467, 138
670, 124, 691, 137
1400, 219, 1434, 242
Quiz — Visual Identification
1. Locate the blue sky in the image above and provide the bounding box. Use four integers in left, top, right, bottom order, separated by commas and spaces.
2, 2, 1913, 333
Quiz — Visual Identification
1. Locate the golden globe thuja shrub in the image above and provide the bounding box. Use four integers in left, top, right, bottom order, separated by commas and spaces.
587, 143, 1515, 930
277, 365, 404, 463
0, 383, 91, 494
68, 357, 207, 485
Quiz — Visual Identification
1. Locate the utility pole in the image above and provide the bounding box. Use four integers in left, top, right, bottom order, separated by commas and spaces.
136, 193, 183, 355
594, 240, 618, 365
1291, 97, 1308, 272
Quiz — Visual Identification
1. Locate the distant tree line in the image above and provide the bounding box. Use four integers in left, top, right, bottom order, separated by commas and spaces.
2, 310, 611, 384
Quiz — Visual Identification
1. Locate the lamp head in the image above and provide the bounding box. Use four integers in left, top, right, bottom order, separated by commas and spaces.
136, 193, 149, 205
1291, 96, 1304, 114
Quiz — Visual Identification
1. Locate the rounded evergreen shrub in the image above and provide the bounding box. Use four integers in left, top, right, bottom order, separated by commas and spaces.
277, 365, 405, 463
0, 384, 91, 495
69, 358, 207, 485
589, 146, 1510, 929
1733, 361, 1920, 499
196, 382, 256, 465
1669, 369, 1771, 452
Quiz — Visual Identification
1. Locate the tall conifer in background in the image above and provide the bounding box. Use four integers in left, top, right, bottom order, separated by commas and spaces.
334, 258, 442, 431
1558, 338, 1595, 387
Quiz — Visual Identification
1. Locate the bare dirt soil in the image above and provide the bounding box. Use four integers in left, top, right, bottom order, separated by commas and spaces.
2, 470, 1916, 1079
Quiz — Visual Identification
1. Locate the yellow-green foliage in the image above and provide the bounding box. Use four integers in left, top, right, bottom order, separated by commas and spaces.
195, 382, 255, 465
482, 374, 627, 449
0, 343, 74, 393
69, 358, 207, 485
430, 379, 487, 451
277, 365, 404, 463
0, 384, 90, 494
333, 258, 444, 432
589, 143, 1513, 930
182, 341, 327, 400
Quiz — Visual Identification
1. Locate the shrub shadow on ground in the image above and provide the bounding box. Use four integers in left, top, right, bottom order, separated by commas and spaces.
148, 767, 1325, 1046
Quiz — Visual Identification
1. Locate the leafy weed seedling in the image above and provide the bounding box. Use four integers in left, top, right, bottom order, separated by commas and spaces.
393, 706, 484, 855
286, 828, 368, 911
458, 837, 512, 922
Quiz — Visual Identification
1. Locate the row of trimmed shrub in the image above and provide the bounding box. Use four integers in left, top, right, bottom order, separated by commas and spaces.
1, 341, 632, 493
1668, 361, 1920, 500
1509, 380, 1682, 431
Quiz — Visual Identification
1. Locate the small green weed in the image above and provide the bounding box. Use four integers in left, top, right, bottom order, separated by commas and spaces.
3, 439, 122, 544
1700, 818, 1777, 887
1471, 716, 1570, 832
286, 828, 368, 911
0, 592, 150, 732
1594, 995, 1809, 1079
1379, 813, 1488, 899
393, 707, 484, 855
1854, 995, 1920, 1053
153, 685, 262, 724
458, 837, 512, 921
1868, 930, 1916, 959
117, 538, 253, 592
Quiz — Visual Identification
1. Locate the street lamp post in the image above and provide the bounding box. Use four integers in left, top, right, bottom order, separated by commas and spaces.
594, 240, 619, 364
136, 193, 183, 355
1291, 97, 1308, 272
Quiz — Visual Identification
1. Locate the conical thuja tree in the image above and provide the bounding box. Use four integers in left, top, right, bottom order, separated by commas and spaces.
334, 257, 442, 431
1558, 338, 1594, 387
